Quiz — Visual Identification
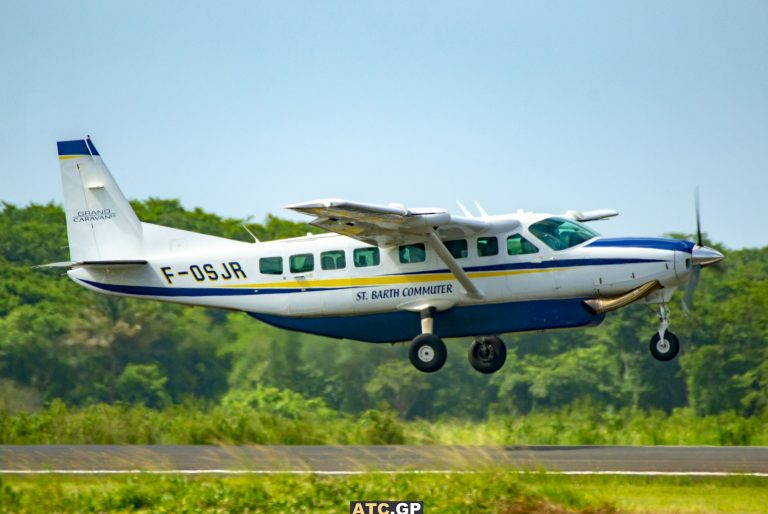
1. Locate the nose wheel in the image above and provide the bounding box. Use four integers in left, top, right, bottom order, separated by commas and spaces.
468, 336, 507, 374
649, 331, 680, 361
649, 304, 680, 361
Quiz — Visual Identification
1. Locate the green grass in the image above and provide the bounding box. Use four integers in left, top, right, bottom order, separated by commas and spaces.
0, 473, 765, 513
2, 401, 767, 446
582, 475, 768, 514
408, 408, 768, 446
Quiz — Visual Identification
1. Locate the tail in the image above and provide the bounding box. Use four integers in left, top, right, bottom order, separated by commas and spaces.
57, 137, 143, 261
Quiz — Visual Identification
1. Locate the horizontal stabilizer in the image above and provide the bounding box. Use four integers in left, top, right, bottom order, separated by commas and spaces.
35, 260, 148, 269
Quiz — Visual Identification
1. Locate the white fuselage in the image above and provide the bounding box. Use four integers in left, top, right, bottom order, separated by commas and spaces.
68, 213, 691, 328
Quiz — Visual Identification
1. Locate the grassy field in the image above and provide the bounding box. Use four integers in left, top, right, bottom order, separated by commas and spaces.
2, 401, 767, 446
0, 472, 766, 513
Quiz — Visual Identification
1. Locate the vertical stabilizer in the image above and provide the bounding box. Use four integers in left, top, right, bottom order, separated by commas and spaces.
57, 137, 143, 261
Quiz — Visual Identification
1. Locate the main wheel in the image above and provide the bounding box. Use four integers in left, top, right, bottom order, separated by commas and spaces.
409, 334, 447, 373
649, 331, 680, 361
468, 336, 507, 374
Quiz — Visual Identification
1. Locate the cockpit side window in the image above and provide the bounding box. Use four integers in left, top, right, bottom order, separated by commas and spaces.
529, 217, 598, 251
507, 234, 539, 255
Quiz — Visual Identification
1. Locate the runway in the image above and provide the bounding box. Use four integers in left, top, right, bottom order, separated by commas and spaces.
1, 445, 767, 475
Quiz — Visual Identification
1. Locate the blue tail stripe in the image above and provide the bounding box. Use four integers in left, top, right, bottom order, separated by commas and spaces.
85, 138, 100, 156
57, 138, 100, 156
57, 140, 90, 156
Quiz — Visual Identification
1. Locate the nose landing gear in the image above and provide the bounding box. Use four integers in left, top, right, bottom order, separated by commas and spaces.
650, 304, 680, 361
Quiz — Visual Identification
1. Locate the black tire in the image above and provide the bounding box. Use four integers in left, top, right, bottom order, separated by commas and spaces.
649, 331, 680, 361
408, 334, 447, 373
468, 336, 507, 374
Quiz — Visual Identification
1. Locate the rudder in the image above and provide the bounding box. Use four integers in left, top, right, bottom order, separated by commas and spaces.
58, 137, 143, 261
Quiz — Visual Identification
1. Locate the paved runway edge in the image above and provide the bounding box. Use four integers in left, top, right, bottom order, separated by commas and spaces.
1, 445, 766, 475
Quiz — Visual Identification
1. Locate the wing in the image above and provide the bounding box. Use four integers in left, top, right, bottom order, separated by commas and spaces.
286, 199, 517, 299
286, 198, 491, 246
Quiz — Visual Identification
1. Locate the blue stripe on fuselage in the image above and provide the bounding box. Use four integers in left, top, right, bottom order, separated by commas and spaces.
586, 238, 694, 253
249, 298, 605, 343
78, 253, 669, 299
77, 278, 335, 297
389, 257, 667, 276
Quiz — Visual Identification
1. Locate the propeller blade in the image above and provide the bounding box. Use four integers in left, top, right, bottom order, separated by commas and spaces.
682, 264, 701, 315
694, 186, 702, 247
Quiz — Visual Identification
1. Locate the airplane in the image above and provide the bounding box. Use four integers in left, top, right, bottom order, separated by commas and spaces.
46, 136, 724, 374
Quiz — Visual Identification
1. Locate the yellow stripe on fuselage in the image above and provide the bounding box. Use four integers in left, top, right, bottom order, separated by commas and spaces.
223, 267, 570, 290
58, 155, 90, 160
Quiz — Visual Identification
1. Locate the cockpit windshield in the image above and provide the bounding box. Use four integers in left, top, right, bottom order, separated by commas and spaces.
528, 217, 599, 251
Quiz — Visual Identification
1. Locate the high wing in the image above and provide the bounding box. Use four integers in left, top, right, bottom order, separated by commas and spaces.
286, 199, 493, 246
287, 199, 518, 299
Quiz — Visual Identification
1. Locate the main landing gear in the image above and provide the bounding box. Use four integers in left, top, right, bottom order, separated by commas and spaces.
409, 333, 447, 373
649, 304, 680, 362
407, 308, 507, 373
468, 336, 507, 374
408, 308, 447, 373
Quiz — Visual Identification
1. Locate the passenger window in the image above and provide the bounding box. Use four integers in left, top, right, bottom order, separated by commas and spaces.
444, 239, 468, 259
289, 253, 314, 273
399, 243, 426, 264
354, 247, 380, 267
477, 237, 498, 257
507, 234, 539, 256
259, 256, 283, 275
321, 250, 346, 270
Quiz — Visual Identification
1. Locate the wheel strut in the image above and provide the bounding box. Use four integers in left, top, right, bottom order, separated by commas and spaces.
650, 303, 680, 361
420, 307, 436, 334
408, 307, 446, 373
657, 303, 670, 341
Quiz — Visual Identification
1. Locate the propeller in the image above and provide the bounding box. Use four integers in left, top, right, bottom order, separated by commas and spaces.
682, 263, 701, 314
682, 187, 723, 314
695, 187, 702, 246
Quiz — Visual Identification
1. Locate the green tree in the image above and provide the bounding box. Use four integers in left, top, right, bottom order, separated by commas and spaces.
364, 361, 432, 418
115, 363, 170, 407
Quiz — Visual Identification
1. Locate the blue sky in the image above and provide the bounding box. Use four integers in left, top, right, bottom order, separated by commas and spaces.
1, 1, 766, 248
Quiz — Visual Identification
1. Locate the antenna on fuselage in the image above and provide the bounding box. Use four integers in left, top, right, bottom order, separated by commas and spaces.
474, 200, 489, 217
456, 200, 474, 218
242, 224, 260, 243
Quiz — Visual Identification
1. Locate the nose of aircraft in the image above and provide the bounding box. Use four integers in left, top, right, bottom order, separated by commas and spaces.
691, 245, 724, 267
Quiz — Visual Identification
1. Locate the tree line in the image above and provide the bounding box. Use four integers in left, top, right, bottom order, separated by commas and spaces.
0, 200, 765, 419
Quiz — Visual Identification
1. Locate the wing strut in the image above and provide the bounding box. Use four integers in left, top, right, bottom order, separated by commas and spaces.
425, 230, 485, 300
